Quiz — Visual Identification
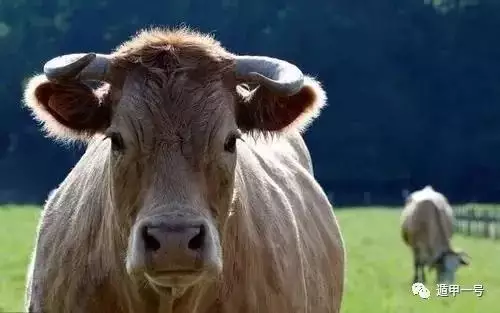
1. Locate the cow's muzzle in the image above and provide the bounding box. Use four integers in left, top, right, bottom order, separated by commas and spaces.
126, 215, 221, 288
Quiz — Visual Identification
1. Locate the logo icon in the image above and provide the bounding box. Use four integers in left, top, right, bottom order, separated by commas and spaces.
412, 282, 431, 299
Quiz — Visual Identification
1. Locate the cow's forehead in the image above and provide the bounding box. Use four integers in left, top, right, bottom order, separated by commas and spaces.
103, 29, 237, 138
108, 70, 233, 151
109, 29, 233, 89
121, 71, 229, 116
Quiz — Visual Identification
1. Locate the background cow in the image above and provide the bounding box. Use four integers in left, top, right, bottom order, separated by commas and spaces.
23, 27, 345, 313
401, 185, 469, 284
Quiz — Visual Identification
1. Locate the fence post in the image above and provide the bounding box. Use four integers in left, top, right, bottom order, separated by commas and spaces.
493, 210, 500, 240
454, 207, 462, 234
460, 207, 465, 234
483, 210, 490, 238
466, 208, 473, 236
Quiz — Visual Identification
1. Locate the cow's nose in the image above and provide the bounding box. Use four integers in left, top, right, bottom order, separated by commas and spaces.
142, 223, 206, 252
139, 222, 207, 271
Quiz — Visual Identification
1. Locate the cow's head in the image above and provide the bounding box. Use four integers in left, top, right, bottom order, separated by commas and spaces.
23, 28, 326, 296
431, 249, 470, 284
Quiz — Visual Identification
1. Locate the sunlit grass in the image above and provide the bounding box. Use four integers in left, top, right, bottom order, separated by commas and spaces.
337, 207, 500, 313
0, 206, 39, 312
0, 205, 498, 312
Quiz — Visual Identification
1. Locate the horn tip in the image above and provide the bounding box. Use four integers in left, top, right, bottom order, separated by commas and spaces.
43, 53, 97, 80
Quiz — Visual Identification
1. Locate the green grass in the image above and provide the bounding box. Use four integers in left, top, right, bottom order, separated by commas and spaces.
338, 207, 500, 313
0, 206, 39, 312
0, 205, 499, 312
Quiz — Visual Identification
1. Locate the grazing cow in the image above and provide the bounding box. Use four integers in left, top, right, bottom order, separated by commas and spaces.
401, 185, 469, 284
23, 27, 345, 313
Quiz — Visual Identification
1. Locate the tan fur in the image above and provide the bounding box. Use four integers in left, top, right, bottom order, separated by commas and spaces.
23, 75, 111, 144
401, 185, 454, 264
23, 27, 344, 313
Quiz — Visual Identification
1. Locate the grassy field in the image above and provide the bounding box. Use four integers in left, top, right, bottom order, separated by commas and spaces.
338, 207, 500, 313
0, 205, 499, 312
0, 206, 39, 312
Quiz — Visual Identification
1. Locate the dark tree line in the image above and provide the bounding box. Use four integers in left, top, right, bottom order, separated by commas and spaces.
0, 0, 499, 205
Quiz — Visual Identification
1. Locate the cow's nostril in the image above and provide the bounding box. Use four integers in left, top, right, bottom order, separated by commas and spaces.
142, 227, 161, 252
188, 224, 206, 251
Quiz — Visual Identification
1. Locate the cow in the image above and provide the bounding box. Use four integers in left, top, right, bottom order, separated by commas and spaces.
22, 27, 345, 313
401, 185, 469, 285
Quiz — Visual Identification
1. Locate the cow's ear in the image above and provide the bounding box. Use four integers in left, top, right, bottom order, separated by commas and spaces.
235, 76, 327, 133
456, 250, 470, 266
23, 74, 112, 142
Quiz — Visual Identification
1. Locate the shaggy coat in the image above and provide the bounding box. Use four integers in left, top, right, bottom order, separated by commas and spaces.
401, 185, 454, 262
401, 185, 468, 283
23, 28, 345, 313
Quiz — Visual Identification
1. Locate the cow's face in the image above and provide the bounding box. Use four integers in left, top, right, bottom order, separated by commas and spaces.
433, 250, 470, 284
113, 65, 240, 292
23, 28, 326, 295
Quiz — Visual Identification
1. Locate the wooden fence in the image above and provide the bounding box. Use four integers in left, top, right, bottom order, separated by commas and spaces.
454, 206, 500, 239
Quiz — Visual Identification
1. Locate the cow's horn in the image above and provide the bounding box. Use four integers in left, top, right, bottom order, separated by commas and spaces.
233, 55, 304, 96
43, 53, 113, 82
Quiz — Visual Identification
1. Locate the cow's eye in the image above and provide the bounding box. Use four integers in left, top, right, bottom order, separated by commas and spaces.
104, 131, 125, 152
224, 131, 241, 153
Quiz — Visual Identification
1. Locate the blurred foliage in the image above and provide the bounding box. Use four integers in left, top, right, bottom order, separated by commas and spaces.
0, 0, 499, 205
